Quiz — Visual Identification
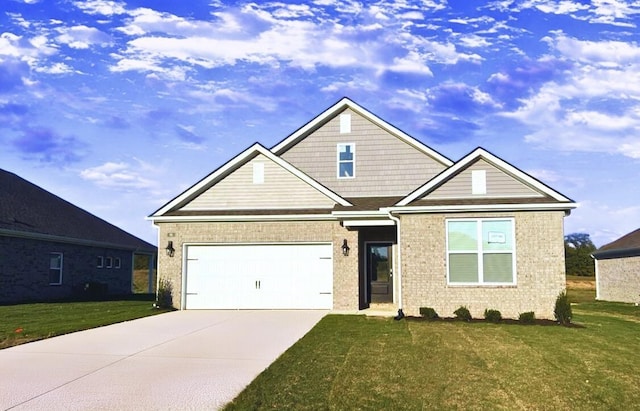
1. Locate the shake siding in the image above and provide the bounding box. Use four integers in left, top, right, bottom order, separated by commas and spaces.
181, 154, 335, 211
426, 158, 543, 199
280, 108, 447, 197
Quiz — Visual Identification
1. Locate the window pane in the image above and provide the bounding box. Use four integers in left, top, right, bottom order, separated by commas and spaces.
449, 253, 478, 282
49, 269, 61, 284
338, 145, 353, 161
448, 221, 477, 251
339, 162, 353, 177
50, 254, 61, 269
483, 220, 513, 251
483, 253, 513, 282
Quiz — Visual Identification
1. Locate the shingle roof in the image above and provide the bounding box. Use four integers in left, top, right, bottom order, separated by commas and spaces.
0, 169, 156, 253
592, 228, 640, 259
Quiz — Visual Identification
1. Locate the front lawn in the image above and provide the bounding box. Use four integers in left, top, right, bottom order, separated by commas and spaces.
226, 301, 640, 410
0, 296, 168, 349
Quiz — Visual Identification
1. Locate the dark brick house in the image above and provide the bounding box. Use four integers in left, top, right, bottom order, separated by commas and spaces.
0, 169, 156, 303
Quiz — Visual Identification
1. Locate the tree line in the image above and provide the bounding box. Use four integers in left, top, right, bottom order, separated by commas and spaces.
564, 232, 596, 276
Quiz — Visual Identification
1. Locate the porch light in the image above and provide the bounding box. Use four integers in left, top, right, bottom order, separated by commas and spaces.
165, 241, 175, 257
341, 239, 350, 257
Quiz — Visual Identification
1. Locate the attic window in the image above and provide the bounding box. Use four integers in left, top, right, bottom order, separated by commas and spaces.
340, 113, 351, 133
472, 170, 486, 195
253, 162, 264, 184
337, 143, 355, 178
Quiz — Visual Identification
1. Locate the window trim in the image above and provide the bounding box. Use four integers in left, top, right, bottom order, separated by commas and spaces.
115, 257, 121, 269
337, 143, 356, 179
106, 256, 113, 269
49, 252, 63, 285
97, 256, 104, 268
446, 218, 516, 286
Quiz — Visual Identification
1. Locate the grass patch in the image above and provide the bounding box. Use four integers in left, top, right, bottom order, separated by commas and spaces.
0, 296, 169, 349
226, 297, 640, 410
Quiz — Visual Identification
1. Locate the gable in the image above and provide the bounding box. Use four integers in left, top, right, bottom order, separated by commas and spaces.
424, 158, 544, 200
278, 106, 450, 198
180, 153, 337, 211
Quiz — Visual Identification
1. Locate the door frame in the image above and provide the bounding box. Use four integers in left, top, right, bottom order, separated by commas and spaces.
364, 241, 394, 305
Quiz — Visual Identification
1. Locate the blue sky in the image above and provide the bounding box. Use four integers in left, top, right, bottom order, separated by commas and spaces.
2, 0, 639, 247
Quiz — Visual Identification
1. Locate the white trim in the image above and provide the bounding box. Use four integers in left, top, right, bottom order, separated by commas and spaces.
446, 217, 517, 286
594, 258, 601, 300
150, 143, 351, 218
398, 147, 575, 206
150, 213, 338, 223
383, 202, 578, 214
342, 219, 395, 227
271, 98, 453, 167
387, 212, 402, 310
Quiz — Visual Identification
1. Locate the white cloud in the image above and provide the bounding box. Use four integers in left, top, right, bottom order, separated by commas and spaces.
55, 25, 112, 49
34, 62, 76, 74
73, 0, 127, 16
80, 160, 158, 191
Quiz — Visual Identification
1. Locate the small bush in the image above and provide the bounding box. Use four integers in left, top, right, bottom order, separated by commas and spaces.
155, 278, 174, 309
419, 307, 439, 319
484, 309, 502, 323
454, 306, 472, 321
518, 311, 536, 324
554, 291, 572, 325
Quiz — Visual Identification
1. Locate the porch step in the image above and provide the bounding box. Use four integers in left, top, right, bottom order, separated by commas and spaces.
362, 303, 398, 317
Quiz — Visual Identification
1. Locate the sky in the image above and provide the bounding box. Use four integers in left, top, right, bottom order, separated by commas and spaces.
1, 0, 639, 248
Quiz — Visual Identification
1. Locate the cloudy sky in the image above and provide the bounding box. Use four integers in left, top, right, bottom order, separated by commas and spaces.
2, 0, 639, 247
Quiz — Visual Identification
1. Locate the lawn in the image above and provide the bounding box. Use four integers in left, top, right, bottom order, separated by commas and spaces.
226, 277, 640, 410
0, 296, 168, 349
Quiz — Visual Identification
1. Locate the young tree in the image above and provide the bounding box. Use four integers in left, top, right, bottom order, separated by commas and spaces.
564, 233, 596, 276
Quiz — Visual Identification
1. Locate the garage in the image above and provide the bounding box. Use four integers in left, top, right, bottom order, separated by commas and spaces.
184, 243, 333, 309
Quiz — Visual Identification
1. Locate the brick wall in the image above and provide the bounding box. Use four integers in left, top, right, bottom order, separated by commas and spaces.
156, 220, 358, 310
0, 235, 133, 303
399, 211, 566, 319
596, 256, 640, 304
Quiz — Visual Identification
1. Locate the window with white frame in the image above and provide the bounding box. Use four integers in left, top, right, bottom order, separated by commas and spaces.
97, 256, 104, 268
337, 143, 355, 178
49, 253, 63, 285
106, 256, 113, 268
446, 218, 515, 285
115, 257, 121, 269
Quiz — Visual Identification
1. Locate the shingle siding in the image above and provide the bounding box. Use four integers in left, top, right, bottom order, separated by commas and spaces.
399, 211, 566, 319
596, 256, 640, 304
280, 108, 448, 197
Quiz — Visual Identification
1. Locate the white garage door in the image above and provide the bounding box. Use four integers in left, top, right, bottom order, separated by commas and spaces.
184, 243, 333, 309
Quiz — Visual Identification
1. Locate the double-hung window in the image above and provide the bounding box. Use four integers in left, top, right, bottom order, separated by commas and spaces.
337, 143, 355, 178
446, 218, 515, 285
49, 253, 63, 285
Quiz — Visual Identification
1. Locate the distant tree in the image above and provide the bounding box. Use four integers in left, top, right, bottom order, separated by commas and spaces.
564, 233, 596, 276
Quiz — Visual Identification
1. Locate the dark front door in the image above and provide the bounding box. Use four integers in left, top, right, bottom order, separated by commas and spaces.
367, 243, 393, 303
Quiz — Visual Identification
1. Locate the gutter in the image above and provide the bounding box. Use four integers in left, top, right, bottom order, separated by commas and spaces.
387, 210, 403, 317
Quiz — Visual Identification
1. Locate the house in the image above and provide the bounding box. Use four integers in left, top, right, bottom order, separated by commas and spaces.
592, 228, 640, 304
149, 98, 576, 319
0, 169, 157, 303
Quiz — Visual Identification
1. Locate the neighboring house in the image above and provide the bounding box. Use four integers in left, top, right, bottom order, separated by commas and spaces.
149, 98, 576, 319
0, 169, 157, 303
592, 228, 640, 304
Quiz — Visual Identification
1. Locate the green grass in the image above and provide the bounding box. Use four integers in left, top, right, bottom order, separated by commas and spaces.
226, 302, 640, 410
0, 296, 169, 349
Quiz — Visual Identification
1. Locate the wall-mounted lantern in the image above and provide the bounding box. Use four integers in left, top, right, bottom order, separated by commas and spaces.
165, 241, 175, 257
341, 239, 350, 257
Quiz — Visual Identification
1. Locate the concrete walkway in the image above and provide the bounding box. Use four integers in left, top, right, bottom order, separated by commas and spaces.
0, 310, 327, 411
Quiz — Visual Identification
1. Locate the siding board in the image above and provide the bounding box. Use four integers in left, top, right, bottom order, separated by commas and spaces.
181, 154, 335, 210
426, 158, 543, 199
281, 108, 447, 197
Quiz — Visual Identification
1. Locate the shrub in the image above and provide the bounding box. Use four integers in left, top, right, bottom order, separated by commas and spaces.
484, 309, 502, 323
419, 307, 439, 319
454, 306, 472, 321
554, 291, 572, 325
518, 311, 536, 324
155, 278, 174, 309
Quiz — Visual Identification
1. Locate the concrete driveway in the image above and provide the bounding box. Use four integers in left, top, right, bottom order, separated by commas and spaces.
0, 310, 327, 410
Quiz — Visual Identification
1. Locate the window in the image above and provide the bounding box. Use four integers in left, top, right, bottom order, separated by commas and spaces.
49, 253, 63, 285
337, 143, 355, 178
115, 257, 121, 269
340, 113, 351, 133
97, 256, 104, 268
106, 256, 113, 268
446, 218, 515, 285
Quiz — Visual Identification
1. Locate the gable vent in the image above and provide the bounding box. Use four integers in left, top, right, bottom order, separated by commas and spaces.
253, 162, 264, 184
340, 113, 351, 133
472, 170, 486, 195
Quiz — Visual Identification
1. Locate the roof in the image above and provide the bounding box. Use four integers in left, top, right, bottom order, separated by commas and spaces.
592, 228, 640, 259
0, 169, 156, 253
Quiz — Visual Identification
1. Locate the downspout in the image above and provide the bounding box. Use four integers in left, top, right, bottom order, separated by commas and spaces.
592, 255, 600, 301
388, 211, 404, 320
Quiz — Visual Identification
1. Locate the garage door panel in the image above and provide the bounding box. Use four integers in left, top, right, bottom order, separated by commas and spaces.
185, 244, 333, 309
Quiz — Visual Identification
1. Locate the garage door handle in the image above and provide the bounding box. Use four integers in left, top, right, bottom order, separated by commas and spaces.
186, 293, 198, 295
255, 280, 261, 289
319, 292, 332, 295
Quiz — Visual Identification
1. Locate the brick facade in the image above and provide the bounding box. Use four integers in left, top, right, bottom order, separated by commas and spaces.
596, 256, 640, 304
399, 211, 566, 319
0, 235, 134, 303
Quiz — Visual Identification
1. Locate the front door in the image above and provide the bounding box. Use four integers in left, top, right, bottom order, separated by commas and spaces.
367, 243, 393, 303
